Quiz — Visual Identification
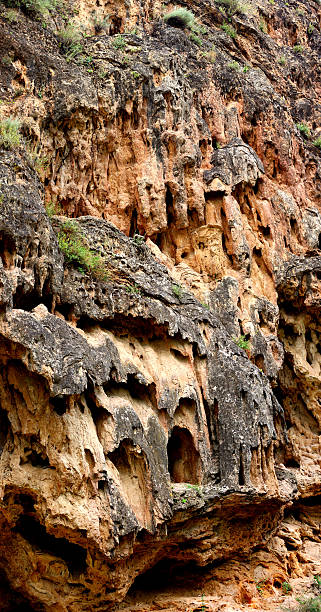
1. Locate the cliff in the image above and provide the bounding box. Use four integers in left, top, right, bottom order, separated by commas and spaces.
0, 0, 320, 609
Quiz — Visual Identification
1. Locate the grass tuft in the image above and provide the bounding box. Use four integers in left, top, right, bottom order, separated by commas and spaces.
0, 117, 20, 149
163, 7, 195, 28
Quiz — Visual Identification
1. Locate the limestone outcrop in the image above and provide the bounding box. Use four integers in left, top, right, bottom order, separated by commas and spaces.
0, 0, 320, 609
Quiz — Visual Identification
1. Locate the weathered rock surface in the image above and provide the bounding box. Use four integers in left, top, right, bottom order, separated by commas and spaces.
0, 0, 320, 609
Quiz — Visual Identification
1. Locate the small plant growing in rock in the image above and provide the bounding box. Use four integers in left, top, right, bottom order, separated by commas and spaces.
221, 22, 237, 38
126, 283, 141, 295
296, 122, 310, 138
163, 7, 195, 29
172, 283, 183, 299
111, 34, 127, 49
58, 221, 108, 280
233, 334, 250, 351
256, 580, 266, 595
132, 233, 145, 245
0, 117, 20, 149
133, 234, 145, 246
5, 8, 19, 22
288, 595, 321, 611
259, 17, 267, 33
215, 0, 244, 16
278, 55, 287, 65
314, 575, 321, 591
57, 23, 83, 57
6, 0, 59, 17
189, 31, 202, 46
312, 138, 321, 149
282, 581, 292, 594
45, 200, 62, 218
26, 142, 49, 175
293, 43, 303, 53
91, 13, 109, 34
228, 60, 240, 70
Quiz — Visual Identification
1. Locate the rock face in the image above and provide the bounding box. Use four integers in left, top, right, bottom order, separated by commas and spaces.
0, 0, 320, 609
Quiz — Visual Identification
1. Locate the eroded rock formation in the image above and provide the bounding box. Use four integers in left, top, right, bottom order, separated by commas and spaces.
0, 0, 320, 609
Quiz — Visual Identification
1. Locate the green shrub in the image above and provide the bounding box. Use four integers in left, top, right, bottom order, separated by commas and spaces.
5, 0, 58, 17
278, 55, 286, 65
91, 13, 109, 33
0, 117, 20, 149
228, 60, 240, 70
293, 43, 303, 53
221, 22, 237, 38
215, 0, 242, 15
56, 23, 83, 53
132, 233, 145, 245
111, 34, 127, 49
189, 31, 202, 46
58, 221, 108, 280
312, 138, 321, 149
5, 8, 19, 22
45, 201, 63, 218
296, 122, 310, 137
233, 334, 250, 351
163, 7, 195, 29
172, 283, 183, 299
291, 596, 321, 612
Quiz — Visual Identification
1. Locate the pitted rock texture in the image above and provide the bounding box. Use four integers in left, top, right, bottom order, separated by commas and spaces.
0, 0, 320, 609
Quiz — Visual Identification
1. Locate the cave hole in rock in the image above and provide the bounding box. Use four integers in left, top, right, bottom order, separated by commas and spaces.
85, 448, 95, 471
166, 186, 175, 226
0, 232, 16, 268
54, 302, 75, 322
204, 398, 219, 450
109, 17, 122, 35
0, 405, 10, 456
167, 426, 201, 484
284, 456, 300, 469
132, 99, 140, 129
170, 347, 189, 362
260, 225, 271, 237
3, 491, 36, 516
305, 328, 314, 365
20, 436, 51, 469
238, 445, 245, 486
15, 516, 87, 575
50, 395, 68, 416
129, 208, 138, 237
253, 177, 262, 195
205, 189, 225, 202
255, 354, 265, 372
253, 246, 262, 258
203, 398, 220, 482
127, 558, 204, 594
188, 207, 199, 229
108, 438, 151, 525
103, 375, 157, 410
290, 217, 299, 238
